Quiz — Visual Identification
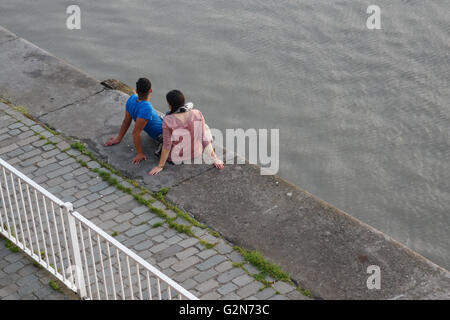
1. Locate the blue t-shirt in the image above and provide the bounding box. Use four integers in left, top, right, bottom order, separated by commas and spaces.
125, 95, 162, 140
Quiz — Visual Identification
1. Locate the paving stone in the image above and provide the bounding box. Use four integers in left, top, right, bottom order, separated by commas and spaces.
98, 220, 117, 230
196, 279, 219, 293
171, 256, 201, 272
215, 261, 233, 273
173, 267, 201, 283
59, 157, 76, 166
114, 212, 134, 223
0, 143, 22, 155
114, 222, 132, 233
17, 135, 40, 147
197, 249, 217, 260
269, 294, 289, 300
123, 234, 148, 248
42, 149, 60, 159
99, 210, 120, 221
216, 242, 233, 254
176, 247, 199, 260
73, 193, 91, 206
88, 181, 109, 193
8, 122, 23, 130
46, 165, 73, 179
42, 144, 55, 151
145, 227, 165, 237
115, 194, 134, 205
99, 186, 116, 196
178, 238, 199, 248
200, 234, 221, 244
200, 291, 221, 300
6, 148, 24, 158
86, 200, 105, 210
37, 158, 57, 168
220, 292, 240, 300
86, 193, 101, 202
232, 274, 254, 287
125, 224, 149, 237
217, 268, 246, 284
101, 194, 119, 203
131, 206, 149, 215
236, 282, 261, 299
150, 243, 169, 254
193, 268, 218, 283
244, 263, 260, 275
228, 251, 245, 263
3, 261, 24, 274
133, 239, 153, 252
87, 161, 101, 169
197, 255, 226, 271
4, 253, 23, 263
218, 282, 238, 295
8, 129, 20, 136
72, 167, 90, 176
181, 279, 198, 290
0, 284, 19, 298
272, 281, 295, 294
56, 141, 71, 151
255, 287, 276, 300
17, 280, 41, 296
17, 264, 37, 277
166, 235, 183, 246
158, 257, 178, 269
155, 244, 183, 261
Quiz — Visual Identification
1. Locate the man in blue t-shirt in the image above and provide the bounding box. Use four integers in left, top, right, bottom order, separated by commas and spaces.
105, 78, 163, 164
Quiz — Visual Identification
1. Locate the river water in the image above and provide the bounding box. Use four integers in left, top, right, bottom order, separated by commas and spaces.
1, 0, 449, 269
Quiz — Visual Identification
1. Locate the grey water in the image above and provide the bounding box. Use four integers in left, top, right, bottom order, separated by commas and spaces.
1, 0, 449, 270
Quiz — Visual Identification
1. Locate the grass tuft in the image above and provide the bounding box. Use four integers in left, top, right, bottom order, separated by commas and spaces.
199, 239, 216, 249
4, 239, 19, 253
152, 222, 164, 228
233, 246, 291, 283
49, 280, 62, 293
296, 286, 313, 298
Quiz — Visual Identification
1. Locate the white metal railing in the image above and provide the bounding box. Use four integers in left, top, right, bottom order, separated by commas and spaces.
0, 158, 198, 300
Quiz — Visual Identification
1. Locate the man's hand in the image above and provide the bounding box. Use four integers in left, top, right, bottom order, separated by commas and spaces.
105, 136, 121, 146
132, 153, 147, 164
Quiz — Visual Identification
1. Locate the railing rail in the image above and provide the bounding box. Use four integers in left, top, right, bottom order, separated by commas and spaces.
0, 157, 197, 300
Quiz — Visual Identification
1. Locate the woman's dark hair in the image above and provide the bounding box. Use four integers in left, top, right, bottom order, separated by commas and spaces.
166, 90, 185, 114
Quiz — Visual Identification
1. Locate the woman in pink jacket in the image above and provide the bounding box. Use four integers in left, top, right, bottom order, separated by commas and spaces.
149, 90, 224, 176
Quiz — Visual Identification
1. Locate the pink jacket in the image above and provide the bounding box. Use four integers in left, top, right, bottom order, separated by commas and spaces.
162, 109, 211, 162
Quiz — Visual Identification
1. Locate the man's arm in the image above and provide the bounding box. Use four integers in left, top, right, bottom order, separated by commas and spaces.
131, 118, 149, 164
105, 111, 132, 146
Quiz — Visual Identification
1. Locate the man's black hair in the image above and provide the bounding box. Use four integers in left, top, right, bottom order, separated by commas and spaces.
136, 78, 151, 96
166, 90, 185, 113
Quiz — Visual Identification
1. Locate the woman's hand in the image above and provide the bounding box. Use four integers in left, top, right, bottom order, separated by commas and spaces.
149, 165, 164, 176
213, 158, 224, 170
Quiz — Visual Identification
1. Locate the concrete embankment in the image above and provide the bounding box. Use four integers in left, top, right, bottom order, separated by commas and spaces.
0, 25, 449, 299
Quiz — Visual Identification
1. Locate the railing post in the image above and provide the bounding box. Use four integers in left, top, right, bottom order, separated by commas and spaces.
65, 202, 87, 299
